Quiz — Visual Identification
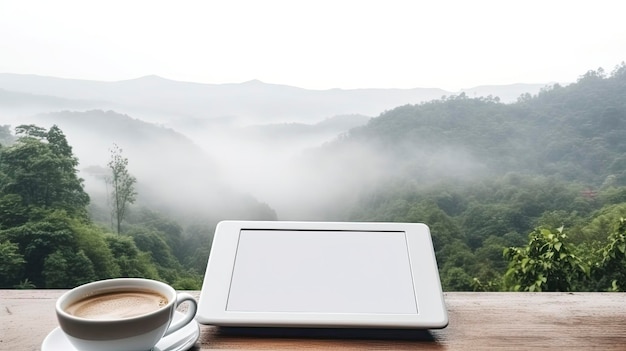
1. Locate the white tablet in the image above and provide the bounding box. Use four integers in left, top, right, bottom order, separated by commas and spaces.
196, 221, 447, 329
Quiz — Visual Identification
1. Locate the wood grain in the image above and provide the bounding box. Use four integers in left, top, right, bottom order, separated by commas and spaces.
1, 291, 625, 350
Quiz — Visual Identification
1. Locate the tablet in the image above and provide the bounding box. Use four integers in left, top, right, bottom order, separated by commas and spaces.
196, 221, 447, 329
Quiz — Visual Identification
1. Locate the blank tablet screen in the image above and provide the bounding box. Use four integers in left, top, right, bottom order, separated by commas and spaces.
226, 230, 418, 314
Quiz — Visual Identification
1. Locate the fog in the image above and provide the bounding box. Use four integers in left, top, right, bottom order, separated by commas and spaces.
0, 75, 514, 223
0, 110, 350, 219
2, 108, 484, 223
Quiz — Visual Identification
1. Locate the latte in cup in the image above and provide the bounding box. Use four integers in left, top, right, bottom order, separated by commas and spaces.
56, 278, 198, 351
65, 290, 168, 320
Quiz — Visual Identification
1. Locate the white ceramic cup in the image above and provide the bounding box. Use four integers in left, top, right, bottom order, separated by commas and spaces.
55, 278, 197, 351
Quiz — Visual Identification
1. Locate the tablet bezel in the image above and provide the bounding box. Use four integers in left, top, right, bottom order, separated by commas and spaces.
196, 221, 448, 329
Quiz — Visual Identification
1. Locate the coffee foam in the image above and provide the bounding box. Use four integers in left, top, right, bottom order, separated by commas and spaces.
66, 291, 168, 320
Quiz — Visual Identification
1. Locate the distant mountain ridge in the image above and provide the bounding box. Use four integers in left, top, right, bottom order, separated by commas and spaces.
0, 73, 549, 125
0, 72, 553, 220
0, 88, 111, 114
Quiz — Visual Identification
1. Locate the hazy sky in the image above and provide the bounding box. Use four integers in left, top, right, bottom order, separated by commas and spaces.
1, 0, 625, 91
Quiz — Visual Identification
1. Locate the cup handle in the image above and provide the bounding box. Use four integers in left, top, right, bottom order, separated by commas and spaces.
163, 292, 198, 337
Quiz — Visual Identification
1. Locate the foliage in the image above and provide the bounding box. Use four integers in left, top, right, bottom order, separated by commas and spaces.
104, 234, 160, 279
70, 219, 121, 279
0, 240, 25, 286
0, 210, 77, 287
503, 227, 589, 291
0, 124, 89, 223
595, 217, 626, 290
43, 248, 96, 288
347, 174, 595, 290
503, 216, 626, 292
0, 125, 201, 288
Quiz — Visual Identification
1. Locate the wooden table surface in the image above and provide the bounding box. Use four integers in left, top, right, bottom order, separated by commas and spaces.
1, 290, 625, 350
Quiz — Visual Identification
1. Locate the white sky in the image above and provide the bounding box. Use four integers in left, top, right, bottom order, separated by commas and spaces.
1, 0, 625, 91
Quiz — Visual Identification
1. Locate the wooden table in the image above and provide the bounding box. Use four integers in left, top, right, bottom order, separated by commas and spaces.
1, 291, 625, 350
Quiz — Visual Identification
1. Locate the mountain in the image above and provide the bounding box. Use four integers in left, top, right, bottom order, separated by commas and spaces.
0, 88, 113, 116
4, 67, 625, 292
28, 110, 276, 221
0, 73, 548, 125
0, 72, 554, 220
276, 66, 626, 219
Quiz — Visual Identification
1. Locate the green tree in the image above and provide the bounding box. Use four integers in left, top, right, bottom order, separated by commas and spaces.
0, 124, 89, 220
0, 124, 174, 288
0, 240, 25, 287
0, 210, 76, 287
595, 217, 626, 290
503, 227, 589, 291
41, 250, 68, 288
104, 234, 159, 279
127, 227, 179, 270
441, 266, 473, 291
181, 223, 215, 274
71, 219, 121, 279
0, 193, 29, 228
42, 248, 96, 288
128, 208, 184, 260
107, 143, 137, 234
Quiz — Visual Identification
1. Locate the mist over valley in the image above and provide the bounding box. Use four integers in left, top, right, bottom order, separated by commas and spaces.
0, 74, 548, 220
3, 65, 626, 291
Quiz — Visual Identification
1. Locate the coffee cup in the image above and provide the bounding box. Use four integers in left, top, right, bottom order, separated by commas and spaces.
55, 278, 197, 351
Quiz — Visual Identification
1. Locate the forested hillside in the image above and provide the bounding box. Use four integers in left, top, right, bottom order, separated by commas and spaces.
1, 64, 626, 291
312, 64, 626, 291
0, 124, 276, 289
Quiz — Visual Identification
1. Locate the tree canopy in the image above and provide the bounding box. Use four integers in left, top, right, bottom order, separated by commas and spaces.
0, 125, 203, 288
0, 124, 89, 223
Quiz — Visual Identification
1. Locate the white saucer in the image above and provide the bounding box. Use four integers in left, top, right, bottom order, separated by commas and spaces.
42, 311, 200, 351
